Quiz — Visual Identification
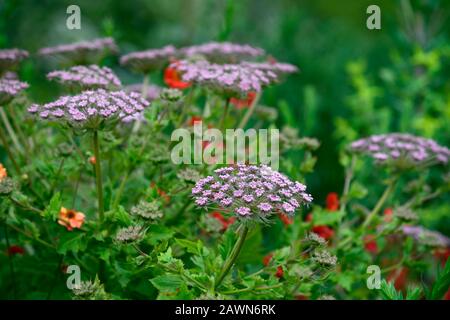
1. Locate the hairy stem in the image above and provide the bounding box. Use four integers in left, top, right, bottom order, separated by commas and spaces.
215, 225, 249, 289
93, 130, 105, 221
362, 177, 398, 229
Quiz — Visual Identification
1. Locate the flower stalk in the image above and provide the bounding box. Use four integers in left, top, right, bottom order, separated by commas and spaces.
93, 130, 105, 221
215, 224, 249, 289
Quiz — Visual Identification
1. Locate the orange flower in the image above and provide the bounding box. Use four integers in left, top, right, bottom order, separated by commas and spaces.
326, 192, 339, 211
164, 62, 191, 89
58, 207, 85, 231
0, 163, 7, 181
278, 212, 293, 226
230, 92, 257, 109
89, 156, 96, 165
383, 208, 393, 222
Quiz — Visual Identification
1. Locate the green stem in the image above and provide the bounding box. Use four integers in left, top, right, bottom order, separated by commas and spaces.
215, 225, 249, 289
340, 154, 356, 213
0, 123, 21, 174
361, 177, 398, 229
50, 158, 65, 193
219, 98, 231, 131
93, 130, 105, 221
237, 92, 261, 129
112, 171, 129, 209
0, 108, 23, 155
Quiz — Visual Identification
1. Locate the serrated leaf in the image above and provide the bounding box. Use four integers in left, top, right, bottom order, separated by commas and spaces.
57, 232, 87, 254
429, 258, 450, 300
150, 274, 183, 292
42, 192, 61, 220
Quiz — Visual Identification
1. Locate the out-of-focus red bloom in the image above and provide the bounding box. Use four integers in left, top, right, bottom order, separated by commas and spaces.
384, 208, 393, 222
312, 225, 334, 240
364, 235, 378, 254
210, 211, 235, 231
263, 253, 273, 266
387, 267, 409, 291
278, 212, 293, 226
275, 266, 284, 278
230, 92, 257, 109
326, 192, 339, 211
164, 62, 191, 89
150, 182, 171, 204
7, 245, 25, 256
434, 248, 450, 267
444, 287, 450, 300
189, 116, 202, 126
89, 156, 96, 165
305, 212, 334, 240
295, 294, 309, 300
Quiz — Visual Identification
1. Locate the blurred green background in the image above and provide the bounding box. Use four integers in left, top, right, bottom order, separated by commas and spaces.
1, 0, 449, 231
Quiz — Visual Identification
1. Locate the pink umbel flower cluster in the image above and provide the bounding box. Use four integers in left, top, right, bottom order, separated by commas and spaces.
39, 38, 118, 64
120, 45, 176, 73
350, 133, 450, 169
125, 83, 161, 102
170, 60, 278, 96
192, 164, 313, 222
241, 61, 299, 76
27, 89, 149, 129
0, 78, 29, 104
180, 42, 265, 63
0, 49, 29, 72
47, 65, 122, 90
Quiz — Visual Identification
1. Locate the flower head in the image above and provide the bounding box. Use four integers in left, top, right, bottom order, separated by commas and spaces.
350, 133, 450, 170
58, 207, 85, 231
169, 60, 278, 97
130, 200, 163, 221
0, 78, 28, 105
326, 192, 339, 211
180, 42, 265, 63
192, 164, 312, 222
311, 249, 337, 267
47, 65, 122, 90
0, 48, 29, 73
125, 83, 161, 102
402, 225, 450, 248
120, 45, 176, 73
115, 225, 144, 243
241, 61, 298, 77
28, 89, 150, 129
39, 37, 118, 65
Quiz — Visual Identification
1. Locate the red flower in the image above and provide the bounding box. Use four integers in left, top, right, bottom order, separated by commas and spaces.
433, 248, 450, 267
7, 245, 25, 256
189, 116, 202, 126
387, 267, 409, 291
164, 63, 191, 89
384, 208, 393, 222
210, 211, 235, 231
295, 294, 309, 300
326, 192, 339, 211
263, 253, 273, 266
364, 235, 378, 254
444, 287, 450, 300
89, 156, 96, 165
230, 92, 257, 109
312, 225, 334, 240
275, 266, 284, 278
305, 212, 334, 240
278, 212, 293, 226
150, 182, 171, 204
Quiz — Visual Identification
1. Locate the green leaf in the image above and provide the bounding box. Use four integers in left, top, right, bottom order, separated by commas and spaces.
42, 192, 61, 220
429, 258, 450, 300
406, 286, 422, 300
146, 225, 175, 245
380, 280, 403, 300
175, 238, 202, 255
57, 232, 87, 254
150, 274, 184, 292
312, 207, 345, 226
347, 182, 368, 200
